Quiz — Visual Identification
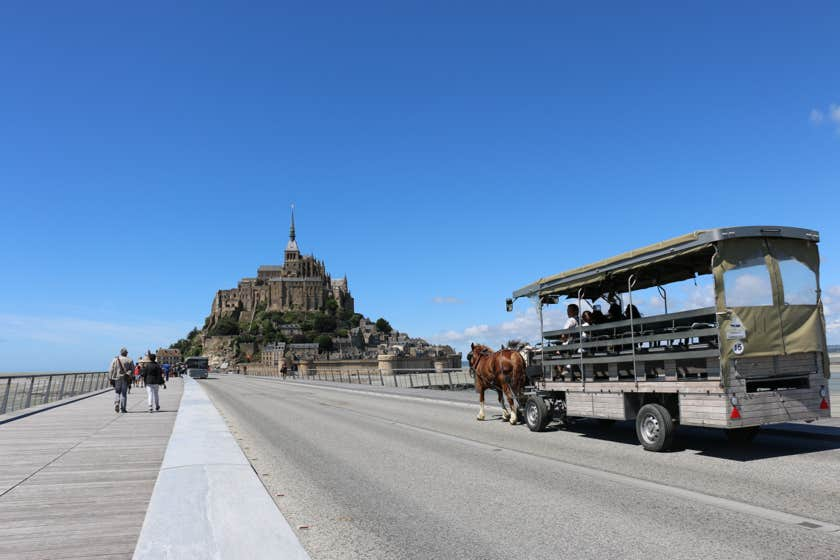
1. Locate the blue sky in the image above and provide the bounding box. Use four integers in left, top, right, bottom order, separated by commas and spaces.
1, 1, 839, 371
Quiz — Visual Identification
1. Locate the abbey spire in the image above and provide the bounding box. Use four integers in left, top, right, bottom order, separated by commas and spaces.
285, 204, 300, 261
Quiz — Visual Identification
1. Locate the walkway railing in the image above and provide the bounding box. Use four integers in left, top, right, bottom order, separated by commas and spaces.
300, 368, 473, 389
0, 372, 109, 415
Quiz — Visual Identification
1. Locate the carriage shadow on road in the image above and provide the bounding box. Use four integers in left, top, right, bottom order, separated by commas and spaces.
558, 419, 840, 461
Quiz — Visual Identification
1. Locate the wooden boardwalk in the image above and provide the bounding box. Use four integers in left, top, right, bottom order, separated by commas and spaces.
0, 380, 183, 560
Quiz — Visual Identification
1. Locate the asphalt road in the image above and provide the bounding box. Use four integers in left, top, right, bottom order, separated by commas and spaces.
202, 375, 840, 560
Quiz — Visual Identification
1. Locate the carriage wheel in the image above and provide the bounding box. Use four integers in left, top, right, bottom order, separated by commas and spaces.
526, 396, 550, 432
635, 404, 675, 452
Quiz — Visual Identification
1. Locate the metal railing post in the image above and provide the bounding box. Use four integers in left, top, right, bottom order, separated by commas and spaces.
24, 377, 35, 409
447, 371, 453, 387
45, 376, 53, 406
409, 374, 413, 388
11, 382, 20, 412
1, 378, 10, 414
628, 275, 638, 384
58, 375, 67, 400
427, 372, 432, 387
380, 372, 384, 386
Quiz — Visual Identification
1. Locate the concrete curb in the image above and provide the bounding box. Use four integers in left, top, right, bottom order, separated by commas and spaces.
132, 377, 310, 560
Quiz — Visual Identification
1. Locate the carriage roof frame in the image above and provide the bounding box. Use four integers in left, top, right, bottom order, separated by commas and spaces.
510, 225, 820, 303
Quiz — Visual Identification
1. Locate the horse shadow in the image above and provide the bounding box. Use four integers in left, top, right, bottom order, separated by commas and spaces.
549, 419, 840, 461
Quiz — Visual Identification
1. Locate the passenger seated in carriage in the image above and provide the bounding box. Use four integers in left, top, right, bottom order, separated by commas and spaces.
580, 310, 593, 334
589, 306, 608, 324
624, 304, 642, 320
560, 303, 579, 345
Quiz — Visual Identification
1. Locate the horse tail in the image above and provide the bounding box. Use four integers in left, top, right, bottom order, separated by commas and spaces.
510, 350, 527, 398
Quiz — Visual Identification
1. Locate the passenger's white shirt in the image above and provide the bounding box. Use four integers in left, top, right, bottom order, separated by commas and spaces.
562, 317, 578, 345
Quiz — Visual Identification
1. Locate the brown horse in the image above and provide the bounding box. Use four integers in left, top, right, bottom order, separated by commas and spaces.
467, 343, 526, 424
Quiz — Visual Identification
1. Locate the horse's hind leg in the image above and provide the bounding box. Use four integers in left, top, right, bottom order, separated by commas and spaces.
497, 390, 510, 420
502, 383, 518, 425
477, 386, 486, 421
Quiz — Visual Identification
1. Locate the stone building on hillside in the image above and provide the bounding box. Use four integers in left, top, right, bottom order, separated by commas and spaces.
208, 208, 354, 327
261, 342, 287, 367
156, 348, 182, 366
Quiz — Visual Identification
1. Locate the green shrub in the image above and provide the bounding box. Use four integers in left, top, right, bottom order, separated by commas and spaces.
317, 334, 334, 352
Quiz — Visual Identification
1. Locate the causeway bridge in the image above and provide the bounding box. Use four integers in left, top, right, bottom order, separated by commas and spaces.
1, 359, 839, 559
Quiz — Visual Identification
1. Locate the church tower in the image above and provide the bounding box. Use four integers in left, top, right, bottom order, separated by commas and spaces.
284, 205, 300, 263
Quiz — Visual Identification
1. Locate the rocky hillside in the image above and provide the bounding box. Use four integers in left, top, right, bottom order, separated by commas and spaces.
170, 298, 395, 363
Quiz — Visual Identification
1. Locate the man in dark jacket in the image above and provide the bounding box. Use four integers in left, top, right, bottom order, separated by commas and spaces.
140, 352, 166, 413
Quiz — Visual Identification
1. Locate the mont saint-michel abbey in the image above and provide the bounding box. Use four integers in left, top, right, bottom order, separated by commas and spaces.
209, 211, 354, 326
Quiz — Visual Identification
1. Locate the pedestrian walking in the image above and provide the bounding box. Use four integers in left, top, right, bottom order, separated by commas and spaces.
108, 348, 135, 413
140, 351, 166, 413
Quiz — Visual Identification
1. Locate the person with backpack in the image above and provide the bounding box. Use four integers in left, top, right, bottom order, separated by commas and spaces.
108, 348, 135, 413
140, 351, 166, 413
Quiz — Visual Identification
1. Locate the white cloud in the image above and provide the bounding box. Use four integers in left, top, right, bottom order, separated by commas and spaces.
426, 305, 569, 354
432, 296, 463, 304
822, 285, 840, 342
811, 103, 840, 134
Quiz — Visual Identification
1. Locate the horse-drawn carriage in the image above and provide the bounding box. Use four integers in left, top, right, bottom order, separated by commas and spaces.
504, 226, 831, 451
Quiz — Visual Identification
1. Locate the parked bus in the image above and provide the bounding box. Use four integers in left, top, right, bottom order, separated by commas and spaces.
185, 356, 209, 379
509, 226, 831, 451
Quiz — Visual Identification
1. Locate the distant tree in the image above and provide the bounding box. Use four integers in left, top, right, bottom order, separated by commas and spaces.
208, 317, 240, 336
171, 327, 202, 357
317, 334, 334, 352
506, 339, 523, 349
375, 318, 393, 334
313, 313, 337, 333
185, 342, 203, 357
325, 297, 339, 315
263, 311, 285, 324
282, 311, 301, 324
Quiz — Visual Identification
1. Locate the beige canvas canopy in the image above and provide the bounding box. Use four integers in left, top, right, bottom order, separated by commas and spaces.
512, 226, 819, 302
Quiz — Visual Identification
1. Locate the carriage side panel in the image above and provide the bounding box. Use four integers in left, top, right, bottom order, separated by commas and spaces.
566, 392, 629, 420
678, 393, 728, 427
